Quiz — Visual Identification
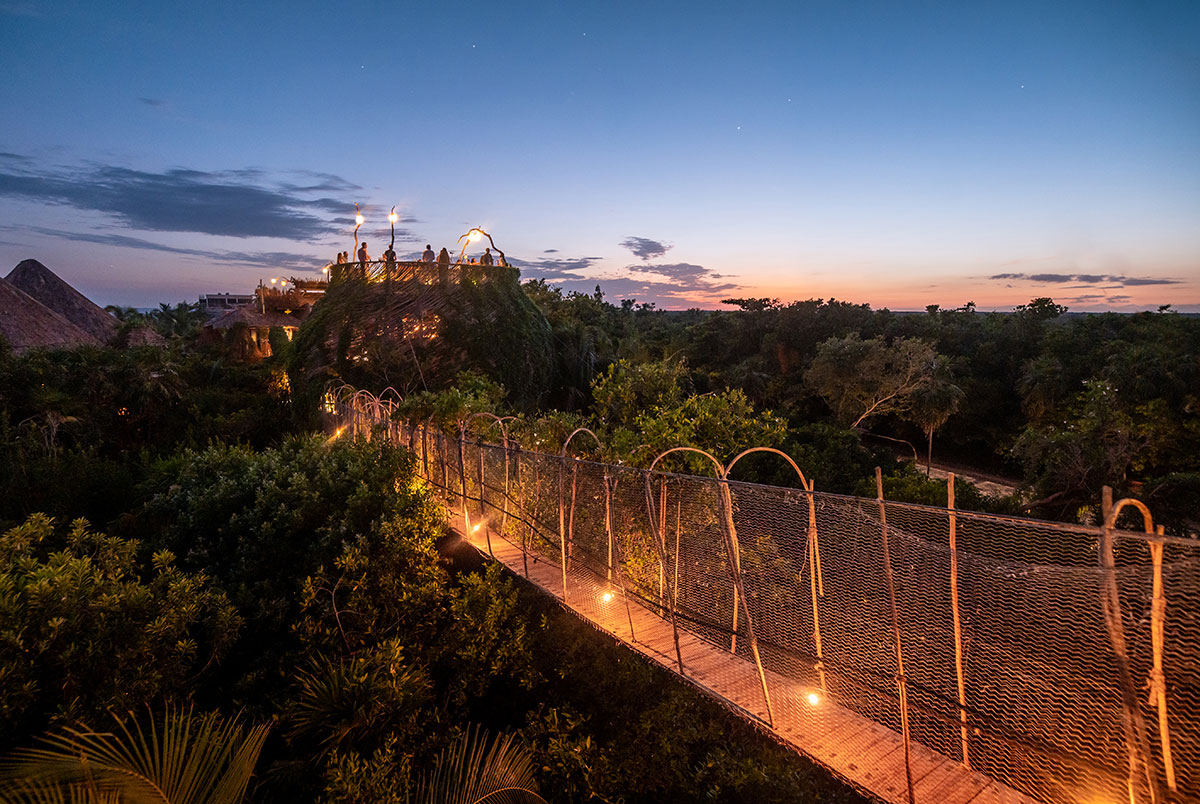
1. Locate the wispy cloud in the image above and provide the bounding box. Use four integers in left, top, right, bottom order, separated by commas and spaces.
991, 272, 1181, 286
12, 225, 328, 273
620, 236, 671, 261
0, 157, 363, 241
514, 252, 741, 308
138, 97, 166, 108
510, 255, 604, 281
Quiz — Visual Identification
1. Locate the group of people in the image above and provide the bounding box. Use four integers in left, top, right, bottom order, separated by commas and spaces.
332, 244, 497, 267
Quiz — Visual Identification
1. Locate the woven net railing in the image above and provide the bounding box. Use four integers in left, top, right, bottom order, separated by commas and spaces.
330, 396, 1200, 804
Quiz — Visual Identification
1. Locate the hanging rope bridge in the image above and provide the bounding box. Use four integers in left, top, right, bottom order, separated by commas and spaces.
330, 392, 1200, 804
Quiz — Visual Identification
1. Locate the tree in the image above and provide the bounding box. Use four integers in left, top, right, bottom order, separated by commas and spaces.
720, 297, 781, 312
415, 726, 545, 804
0, 515, 240, 746
804, 334, 944, 428
0, 707, 268, 804
907, 361, 964, 473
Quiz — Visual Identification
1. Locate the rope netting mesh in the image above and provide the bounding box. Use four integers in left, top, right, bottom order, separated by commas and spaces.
335, 401, 1199, 804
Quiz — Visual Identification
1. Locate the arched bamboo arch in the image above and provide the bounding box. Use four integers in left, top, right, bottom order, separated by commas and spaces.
645, 446, 775, 727
725, 447, 825, 690
1103, 489, 1173, 799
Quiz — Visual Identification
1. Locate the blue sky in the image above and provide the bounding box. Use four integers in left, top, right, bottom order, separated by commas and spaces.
1, 0, 1197, 310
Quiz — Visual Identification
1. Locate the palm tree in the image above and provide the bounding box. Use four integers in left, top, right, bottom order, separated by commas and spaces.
414, 726, 545, 804
909, 372, 965, 475
0, 707, 269, 804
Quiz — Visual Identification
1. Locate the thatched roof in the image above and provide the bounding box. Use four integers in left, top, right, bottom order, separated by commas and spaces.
205, 306, 302, 330
6, 259, 118, 343
0, 277, 98, 353
119, 325, 168, 348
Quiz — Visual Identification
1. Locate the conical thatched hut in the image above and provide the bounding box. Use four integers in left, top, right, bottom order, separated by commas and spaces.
6, 259, 118, 343
0, 277, 98, 353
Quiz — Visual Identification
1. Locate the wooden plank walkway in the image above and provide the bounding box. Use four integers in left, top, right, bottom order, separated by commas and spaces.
458, 521, 1043, 804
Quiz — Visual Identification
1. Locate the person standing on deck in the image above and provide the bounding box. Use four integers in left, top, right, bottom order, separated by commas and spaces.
357, 242, 370, 278
436, 247, 450, 284
422, 244, 435, 262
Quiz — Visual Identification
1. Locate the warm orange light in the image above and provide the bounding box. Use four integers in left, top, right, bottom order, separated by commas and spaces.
472, 523, 481, 533
322, 266, 329, 274
601, 591, 614, 603
388, 211, 398, 224
807, 692, 821, 706
270, 277, 277, 284
467, 229, 482, 243
355, 213, 365, 226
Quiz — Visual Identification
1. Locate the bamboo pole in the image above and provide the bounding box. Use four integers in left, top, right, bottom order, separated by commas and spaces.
645, 472, 685, 673
807, 479, 826, 691
558, 455, 569, 604
501, 437, 510, 535
1100, 487, 1159, 804
607, 475, 636, 641
421, 425, 429, 481
440, 431, 449, 497
613, 483, 637, 643
604, 470, 614, 581
673, 497, 682, 606
948, 473, 970, 768
719, 477, 775, 727
809, 481, 824, 597
477, 439, 491, 556
515, 447, 529, 578
658, 479, 667, 605
876, 467, 916, 804
1149, 526, 1176, 793
458, 428, 471, 534
568, 461, 578, 566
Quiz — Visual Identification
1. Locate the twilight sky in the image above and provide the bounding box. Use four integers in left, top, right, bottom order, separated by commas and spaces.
1, 0, 1197, 311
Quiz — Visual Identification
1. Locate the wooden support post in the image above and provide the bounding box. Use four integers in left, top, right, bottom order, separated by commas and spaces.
807, 479, 826, 691
1100, 487, 1159, 804
948, 473, 970, 768
645, 472, 685, 674
568, 461, 578, 566
659, 479, 667, 605
719, 477, 775, 727
876, 467, 916, 804
608, 475, 636, 642
673, 497, 682, 607
440, 431, 449, 497
558, 455, 569, 603
1149, 526, 1177, 793
458, 428, 471, 534
501, 438, 511, 536
477, 441, 492, 557
516, 448, 529, 578
604, 471, 614, 582
809, 480, 824, 597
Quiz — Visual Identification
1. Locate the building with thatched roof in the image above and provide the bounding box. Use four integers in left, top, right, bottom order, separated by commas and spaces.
0, 277, 98, 353
6, 259, 118, 344
202, 306, 302, 361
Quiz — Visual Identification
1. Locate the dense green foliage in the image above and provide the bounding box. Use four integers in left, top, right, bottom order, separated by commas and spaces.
1, 427, 863, 802
0, 341, 291, 529
515, 289, 1199, 527
0, 515, 240, 750
289, 270, 554, 424
2, 276, 1195, 802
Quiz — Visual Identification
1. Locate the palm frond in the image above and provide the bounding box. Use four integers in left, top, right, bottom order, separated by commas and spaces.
416, 726, 545, 804
0, 706, 269, 804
